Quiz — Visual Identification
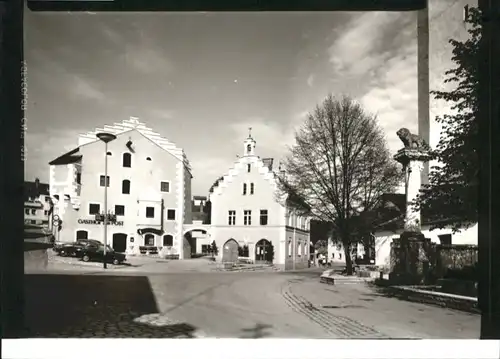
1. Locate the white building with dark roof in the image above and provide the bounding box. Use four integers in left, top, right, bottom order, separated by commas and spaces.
206, 132, 311, 270
48, 117, 193, 258
24, 178, 52, 228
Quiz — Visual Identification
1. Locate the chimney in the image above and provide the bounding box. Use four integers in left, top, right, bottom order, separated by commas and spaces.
35, 178, 40, 197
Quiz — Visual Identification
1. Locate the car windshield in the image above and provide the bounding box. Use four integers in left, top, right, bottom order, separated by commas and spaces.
97, 244, 114, 252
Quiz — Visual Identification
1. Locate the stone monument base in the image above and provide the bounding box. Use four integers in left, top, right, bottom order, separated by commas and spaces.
389, 231, 432, 285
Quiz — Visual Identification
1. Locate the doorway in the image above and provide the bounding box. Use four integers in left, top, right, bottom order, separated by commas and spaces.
255, 239, 273, 264
112, 233, 127, 253
222, 239, 238, 263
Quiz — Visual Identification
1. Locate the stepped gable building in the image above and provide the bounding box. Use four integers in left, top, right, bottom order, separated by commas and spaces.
48, 116, 193, 258
207, 130, 311, 270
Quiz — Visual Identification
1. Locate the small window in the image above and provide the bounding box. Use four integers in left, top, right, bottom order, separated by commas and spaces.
115, 205, 125, 216
228, 210, 236, 225
24, 209, 29, 215
146, 157, 152, 161
89, 203, 100, 215
438, 234, 452, 245
44, 196, 51, 202
53, 195, 59, 201
243, 183, 247, 195
250, 183, 254, 195
160, 181, 170, 193
122, 180, 131, 194
31, 220, 36, 224
163, 234, 173, 246
260, 210, 268, 226
123, 153, 132, 168
167, 209, 176, 220
31, 209, 36, 215
107, 151, 112, 156
99, 175, 110, 187
146, 207, 155, 218
247, 144, 251, 153
44, 210, 49, 215
76, 173, 81, 185
76, 230, 88, 240
247, 164, 251, 173
145, 233, 155, 246
244, 210, 252, 226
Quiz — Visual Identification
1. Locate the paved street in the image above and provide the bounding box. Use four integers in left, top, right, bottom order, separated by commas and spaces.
25, 269, 479, 339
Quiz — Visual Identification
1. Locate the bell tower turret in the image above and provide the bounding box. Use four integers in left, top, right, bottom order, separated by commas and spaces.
243, 127, 256, 157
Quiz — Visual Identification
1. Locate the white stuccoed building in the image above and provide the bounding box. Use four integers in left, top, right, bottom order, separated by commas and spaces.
206, 132, 311, 270
48, 116, 193, 259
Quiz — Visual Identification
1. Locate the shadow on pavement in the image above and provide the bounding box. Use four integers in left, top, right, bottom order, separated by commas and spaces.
239, 323, 273, 338
24, 274, 199, 338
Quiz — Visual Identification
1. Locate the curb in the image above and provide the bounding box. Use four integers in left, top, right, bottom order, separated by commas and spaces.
373, 284, 479, 314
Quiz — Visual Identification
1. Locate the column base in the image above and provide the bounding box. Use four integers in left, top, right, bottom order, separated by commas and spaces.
389, 231, 433, 285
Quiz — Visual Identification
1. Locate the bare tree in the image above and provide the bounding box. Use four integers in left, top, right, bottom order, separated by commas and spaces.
278, 95, 401, 274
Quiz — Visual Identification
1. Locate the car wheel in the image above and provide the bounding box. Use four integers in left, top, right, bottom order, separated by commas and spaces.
60, 251, 66, 257
82, 255, 90, 262
112, 259, 120, 265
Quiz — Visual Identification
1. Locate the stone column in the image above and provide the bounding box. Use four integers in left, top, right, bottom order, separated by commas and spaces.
394, 148, 432, 233
390, 147, 434, 285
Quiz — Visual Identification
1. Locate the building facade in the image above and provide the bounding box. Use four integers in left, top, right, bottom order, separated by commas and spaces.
206, 133, 311, 270
49, 117, 193, 258
24, 178, 52, 227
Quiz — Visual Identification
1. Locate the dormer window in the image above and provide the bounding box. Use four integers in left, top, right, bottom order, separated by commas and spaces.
146, 157, 152, 161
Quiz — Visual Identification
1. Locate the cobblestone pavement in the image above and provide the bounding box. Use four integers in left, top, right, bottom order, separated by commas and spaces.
24, 270, 479, 338
286, 277, 480, 339
281, 281, 389, 339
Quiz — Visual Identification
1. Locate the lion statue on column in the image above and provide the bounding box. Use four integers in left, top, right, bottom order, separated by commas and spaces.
396, 128, 430, 150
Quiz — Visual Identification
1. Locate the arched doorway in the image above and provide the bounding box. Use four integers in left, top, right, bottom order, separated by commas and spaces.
255, 239, 274, 264
222, 239, 238, 263
112, 233, 127, 253
183, 229, 208, 256
76, 230, 88, 240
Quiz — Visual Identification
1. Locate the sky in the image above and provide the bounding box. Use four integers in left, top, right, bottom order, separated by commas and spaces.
24, 1, 473, 195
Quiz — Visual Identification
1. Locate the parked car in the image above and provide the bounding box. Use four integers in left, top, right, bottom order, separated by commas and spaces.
54, 239, 102, 257
79, 245, 126, 265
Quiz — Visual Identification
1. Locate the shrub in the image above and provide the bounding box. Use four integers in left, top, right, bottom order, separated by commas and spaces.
210, 240, 219, 256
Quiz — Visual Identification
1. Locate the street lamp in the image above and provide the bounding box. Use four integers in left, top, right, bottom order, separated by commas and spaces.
96, 132, 117, 269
